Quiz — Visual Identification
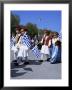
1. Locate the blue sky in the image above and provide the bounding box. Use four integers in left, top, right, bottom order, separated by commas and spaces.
11, 10, 61, 33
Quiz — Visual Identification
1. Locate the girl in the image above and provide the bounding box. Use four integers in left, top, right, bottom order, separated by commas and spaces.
50, 40, 61, 64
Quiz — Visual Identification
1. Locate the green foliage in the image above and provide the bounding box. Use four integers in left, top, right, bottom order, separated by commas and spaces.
26, 23, 38, 37
11, 12, 20, 34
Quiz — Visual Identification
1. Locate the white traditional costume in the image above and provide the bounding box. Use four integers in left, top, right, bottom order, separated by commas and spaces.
17, 36, 29, 58
11, 34, 21, 60
17, 32, 30, 60
40, 35, 50, 61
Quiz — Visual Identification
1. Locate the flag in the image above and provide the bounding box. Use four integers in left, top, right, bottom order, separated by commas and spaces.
10, 37, 14, 48
31, 45, 41, 58
22, 34, 32, 48
20, 34, 41, 58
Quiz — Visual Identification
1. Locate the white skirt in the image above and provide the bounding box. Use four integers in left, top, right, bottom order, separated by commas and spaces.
41, 45, 50, 55
17, 44, 29, 58
11, 45, 18, 60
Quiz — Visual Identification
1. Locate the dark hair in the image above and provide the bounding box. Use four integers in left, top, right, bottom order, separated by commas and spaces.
55, 40, 61, 47
15, 25, 21, 31
53, 32, 59, 37
44, 30, 50, 35
23, 26, 28, 31
20, 26, 28, 31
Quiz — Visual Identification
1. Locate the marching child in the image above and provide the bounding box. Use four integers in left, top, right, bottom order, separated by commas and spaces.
11, 26, 21, 61
49, 40, 61, 64
40, 30, 51, 62
16, 26, 31, 65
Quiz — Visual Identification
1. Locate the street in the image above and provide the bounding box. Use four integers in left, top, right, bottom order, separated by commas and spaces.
11, 50, 61, 79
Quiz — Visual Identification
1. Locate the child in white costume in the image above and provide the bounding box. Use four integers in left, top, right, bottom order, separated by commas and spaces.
40, 30, 51, 61
11, 26, 21, 61
17, 32, 29, 59
16, 27, 31, 65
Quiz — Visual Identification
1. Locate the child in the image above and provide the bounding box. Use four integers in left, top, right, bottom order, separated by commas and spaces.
11, 26, 21, 61
50, 40, 61, 64
40, 30, 50, 62
47, 33, 53, 60
16, 26, 31, 65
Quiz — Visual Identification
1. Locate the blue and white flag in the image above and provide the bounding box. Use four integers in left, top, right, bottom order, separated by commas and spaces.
10, 39, 13, 48
21, 34, 41, 58
32, 45, 41, 58
22, 34, 31, 48
10, 37, 14, 48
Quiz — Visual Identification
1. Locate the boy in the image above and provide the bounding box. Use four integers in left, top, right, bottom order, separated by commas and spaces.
11, 26, 21, 61
40, 30, 50, 62
17, 26, 31, 65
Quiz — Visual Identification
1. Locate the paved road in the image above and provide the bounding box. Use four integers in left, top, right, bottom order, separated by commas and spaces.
11, 50, 61, 79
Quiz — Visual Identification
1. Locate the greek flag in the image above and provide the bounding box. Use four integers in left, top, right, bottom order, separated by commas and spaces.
10, 38, 14, 48
22, 34, 41, 58
22, 34, 31, 48
32, 45, 41, 58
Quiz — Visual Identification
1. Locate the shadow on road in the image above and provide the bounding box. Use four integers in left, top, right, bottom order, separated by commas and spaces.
11, 60, 42, 69
28, 60, 42, 65
11, 69, 27, 77
11, 60, 42, 77
11, 61, 26, 69
23, 67, 33, 72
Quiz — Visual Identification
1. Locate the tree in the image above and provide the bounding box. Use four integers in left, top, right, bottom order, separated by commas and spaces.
26, 23, 38, 38
11, 12, 20, 35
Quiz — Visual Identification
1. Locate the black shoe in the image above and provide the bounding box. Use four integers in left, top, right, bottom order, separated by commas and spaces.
24, 62, 29, 65
13, 60, 17, 62
46, 58, 50, 62
14, 62, 18, 66
50, 62, 56, 64
39, 60, 43, 62
18, 62, 24, 66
